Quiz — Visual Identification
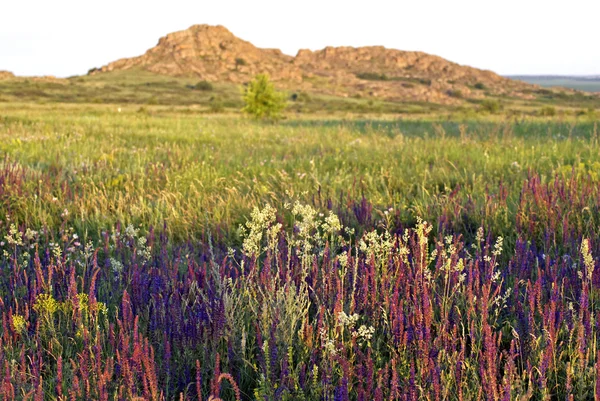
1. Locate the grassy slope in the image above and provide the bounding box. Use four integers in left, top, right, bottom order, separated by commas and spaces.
1, 69, 599, 116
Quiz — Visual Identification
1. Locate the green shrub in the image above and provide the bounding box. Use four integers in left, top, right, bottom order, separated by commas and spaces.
356, 72, 389, 81
297, 92, 311, 102
242, 74, 286, 120
290, 92, 311, 102
194, 81, 214, 91
577, 108, 598, 119
540, 106, 557, 117
480, 99, 502, 114
235, 58, 247, 67
474, 82, 486, 90
208, 96, 224, 113
447, 89, 463, 99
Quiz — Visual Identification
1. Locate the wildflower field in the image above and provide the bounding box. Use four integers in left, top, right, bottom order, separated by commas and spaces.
1, 103, 600, 400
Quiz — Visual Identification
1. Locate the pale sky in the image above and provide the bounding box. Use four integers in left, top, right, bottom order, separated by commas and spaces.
1, 0, 598, 78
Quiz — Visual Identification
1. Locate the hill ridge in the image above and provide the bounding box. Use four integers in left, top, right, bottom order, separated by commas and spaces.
88, 24, 554, 104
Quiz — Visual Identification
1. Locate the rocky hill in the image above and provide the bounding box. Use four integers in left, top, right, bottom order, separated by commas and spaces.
0, 71, 15, 80
90, 25, 302, 84
89, 24, 552, 104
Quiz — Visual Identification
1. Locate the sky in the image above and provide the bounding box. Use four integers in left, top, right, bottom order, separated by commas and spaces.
1, 0, 598, 78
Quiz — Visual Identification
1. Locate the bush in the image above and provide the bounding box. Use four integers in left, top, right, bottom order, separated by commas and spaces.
577, 108, 598, 119
290, 92, 311, 102
540, 106, 557, 117
447, 89, 463, 99
235, 58, 247, 67
480, 99, 502, 114
242, 74, 286, 120
208, 96, 224, 113
474, 82, 486, 90
356, 72, 389, 81
195, 81, 213, 91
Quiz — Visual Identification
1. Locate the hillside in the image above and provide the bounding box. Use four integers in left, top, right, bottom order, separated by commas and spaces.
89, 25, 301, 84
0, 71, 15, 80
89, 24, 557, 105
2, 25, 598, 112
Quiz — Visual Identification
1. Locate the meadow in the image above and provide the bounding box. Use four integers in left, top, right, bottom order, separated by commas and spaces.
1, 101, 600, 400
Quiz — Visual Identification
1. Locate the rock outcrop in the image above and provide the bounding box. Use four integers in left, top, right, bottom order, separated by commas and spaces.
90, 25, 303, 84
89, 24, 543, 104
0, 71, 15, 80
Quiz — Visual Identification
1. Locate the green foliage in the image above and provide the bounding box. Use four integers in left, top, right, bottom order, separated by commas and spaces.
208, 95, 224, 113
195, 80, 214, 91
474, 82, 486, 90
356, 72, 389, 81
355, 73, 434, 88
235, 58, 247, 67
242, 74, 287, 120
539, 106, 557, 116
577, 108, 598, 119
290, 92, 311, 102
1, 68, 599, 114
447, 89, 463, 99
1, 103, 600, 244
480, 99, 502, 114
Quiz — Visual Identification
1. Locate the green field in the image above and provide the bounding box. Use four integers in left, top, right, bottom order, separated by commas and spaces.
2, 85, 600, 400
1, 101, 599, 246
2, 69, 600, 116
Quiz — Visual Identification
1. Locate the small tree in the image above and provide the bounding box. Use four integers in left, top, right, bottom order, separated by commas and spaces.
242, 74, 286, 120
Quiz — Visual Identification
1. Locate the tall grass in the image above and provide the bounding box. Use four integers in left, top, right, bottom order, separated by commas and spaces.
1, 104, 598, 245
0, 103, 599, 399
